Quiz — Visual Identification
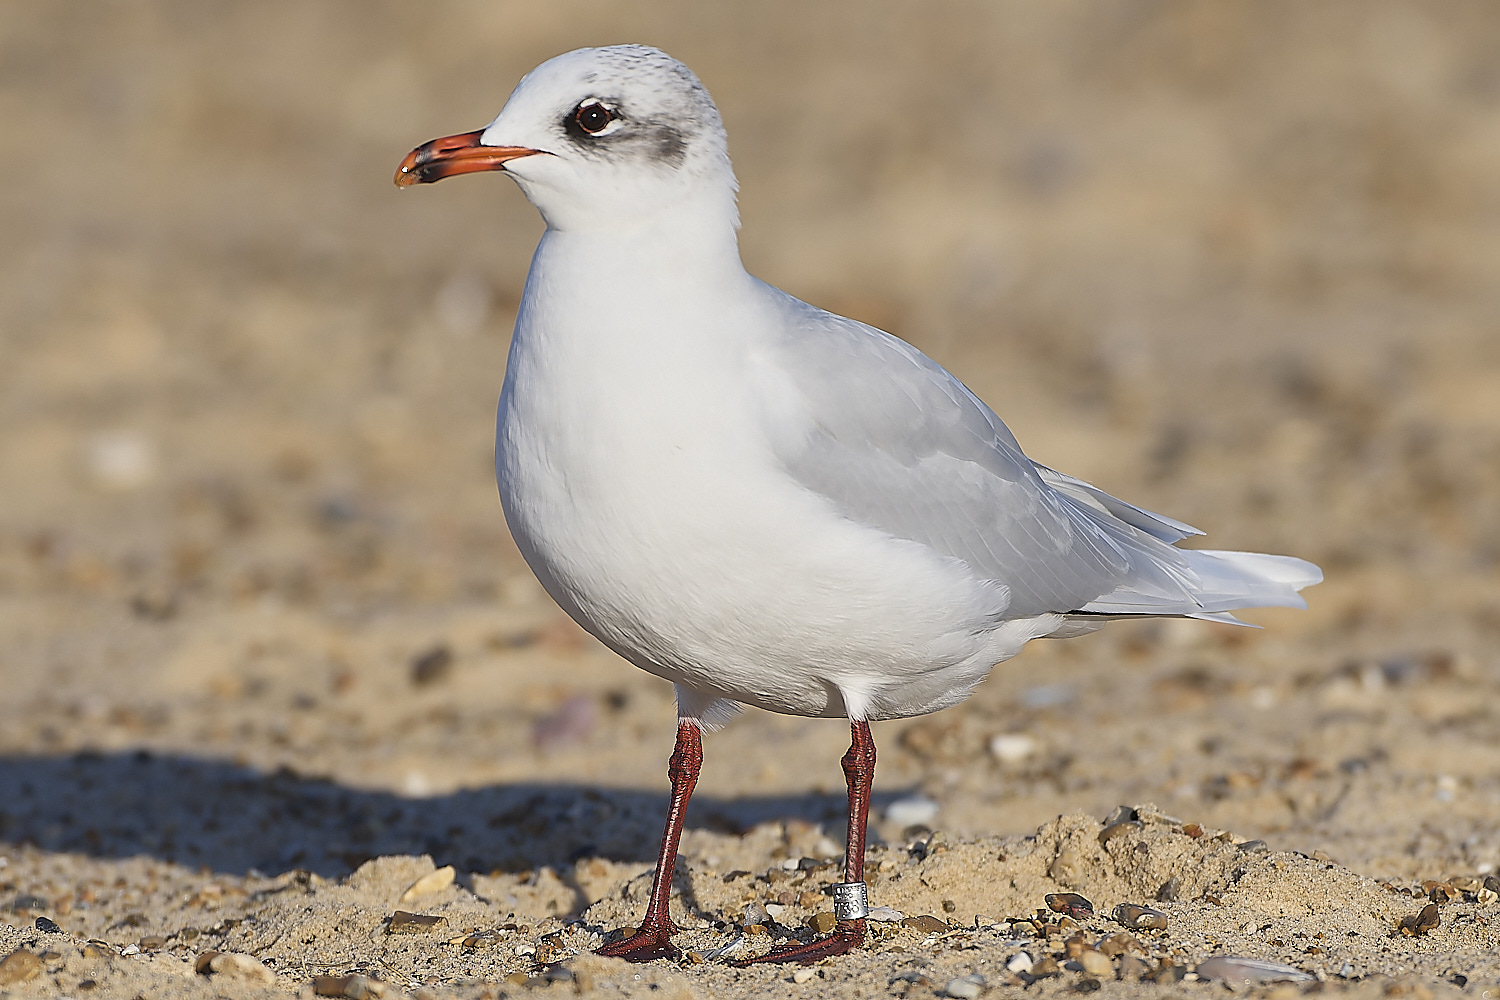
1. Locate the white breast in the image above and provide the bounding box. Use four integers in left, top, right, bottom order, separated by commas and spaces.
493, 233, 1035, 720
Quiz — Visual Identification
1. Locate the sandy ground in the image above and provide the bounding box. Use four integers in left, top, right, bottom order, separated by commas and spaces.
3, 2, 1500, 997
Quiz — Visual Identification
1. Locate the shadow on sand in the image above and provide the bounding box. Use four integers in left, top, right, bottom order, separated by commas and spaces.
0, 751, 908, 879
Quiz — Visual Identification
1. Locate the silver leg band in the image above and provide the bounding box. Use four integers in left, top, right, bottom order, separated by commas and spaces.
831, 881, 869, 921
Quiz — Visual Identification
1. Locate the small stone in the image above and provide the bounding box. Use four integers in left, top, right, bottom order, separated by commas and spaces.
313, 974, 385, 999
989, 733, 1037, 763
868, 905, 904, 921
1182, 823, 1204, 838
0, 950, 42, 986
504, 972, 530, 986
1112, 903, 1167, 930
38, 950, 61, 962
197, 951, 277, 984
409, 645, 453, 687
798, 890, 823, 909
77, 979, 97, 991
943, 974, 986, 998
1006, 951, 1034, 974
1156, 876, 1181, 902
1079, 951, 1114, 977
1045, 893, 1094, 918
886, 795, 940, 827
808, 912, 837, 934
1196, 957, 1314, 983
35, 915, 62, 933
1446, 875, 1480, 891
120, 944, 140, 956
1096, 932, 1142, 957
400, 865, 456, 904
1398, 903, 1440, 936
745, 924, 767, 935
1049, 847, 1086, 889
387, 910, 445, 934
764, 903, 788, 921
1236, 839, 1269, 854
942, 899, 957, 913
901, 914, 949, 933
791, 967, 818, 984
1098, 820, 1143, 846
723, 870, 751, 882
80, 944, 111, 959
1031, 956, 1060, 977
1118, 954, 1149, 981
743, 902, 771, 927
1422, 880, 1460, 904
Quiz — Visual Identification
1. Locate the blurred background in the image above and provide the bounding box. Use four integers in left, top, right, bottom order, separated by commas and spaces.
2, 1, 1498, 879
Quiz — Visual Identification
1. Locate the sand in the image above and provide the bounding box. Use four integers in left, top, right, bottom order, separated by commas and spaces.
2, 2, 1499, 997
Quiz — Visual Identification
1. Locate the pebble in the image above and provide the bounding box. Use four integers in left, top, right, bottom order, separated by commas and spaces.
764, 903, 788, 921
886, 795, 940, 827
943, 974, 986, 998
0, 950, 42, 986
139, 935, 166, 951
742, 902, 771, 927
1097, 932, 1143, 957
1006, 951, 1034, 974
1422, 880, 1460, 904
1118, 954, 1149, 981
798, 890, 824, 909
195, 951, 277, 984
34, 916, 62, 934
1196, 957, 1314, 983
387, 910, 445, 934
409, 645, 453, 687
1112, 903, 1168, 930
1048, 847, 1086, 888
1079, 951, 1114, 977
808, 912, 837, 934
1045, 892, 1093, 918
313, 974, 386, 999
989, 733, 1037, 763
1398, 903, 1440, 936
867, 906, 904, 921
791, 967, 818, 984
901, 914, 950, 934
400, 865, 456, 903
85, 430, 158, 491
1236, 839, 1270, 854
1098, 820, 1143, 846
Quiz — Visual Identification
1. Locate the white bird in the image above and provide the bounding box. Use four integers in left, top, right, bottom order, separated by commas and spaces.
396, 44, 1320, 965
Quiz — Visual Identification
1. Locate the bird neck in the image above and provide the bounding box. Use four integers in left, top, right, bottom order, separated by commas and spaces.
539, 189, 748, 290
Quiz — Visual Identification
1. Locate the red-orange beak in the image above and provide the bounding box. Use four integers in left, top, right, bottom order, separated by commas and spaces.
394, 129, 545, 187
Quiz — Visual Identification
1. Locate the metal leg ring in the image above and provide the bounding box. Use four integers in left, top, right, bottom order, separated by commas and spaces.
831, 881, 869, 921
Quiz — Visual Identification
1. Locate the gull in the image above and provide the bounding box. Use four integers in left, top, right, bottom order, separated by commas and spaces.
396, 44, 1321, 964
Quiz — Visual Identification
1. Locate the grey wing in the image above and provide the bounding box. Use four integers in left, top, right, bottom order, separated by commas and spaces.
760, 292, 1318, 621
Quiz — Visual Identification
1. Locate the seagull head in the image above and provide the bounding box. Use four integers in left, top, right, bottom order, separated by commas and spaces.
396, 45, 738, 234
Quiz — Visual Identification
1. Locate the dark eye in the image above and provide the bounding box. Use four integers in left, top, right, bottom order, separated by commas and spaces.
574, 101, 617, 135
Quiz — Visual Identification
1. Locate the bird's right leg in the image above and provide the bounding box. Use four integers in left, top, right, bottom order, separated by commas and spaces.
595, 721, 703, 962
736, 720, 875, 964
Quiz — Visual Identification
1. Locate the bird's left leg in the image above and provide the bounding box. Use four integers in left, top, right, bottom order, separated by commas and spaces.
737, 719, 875, 965
595, 721, 703, 962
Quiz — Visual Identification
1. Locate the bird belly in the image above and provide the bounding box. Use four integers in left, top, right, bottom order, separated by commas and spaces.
496, 368, 1028, 720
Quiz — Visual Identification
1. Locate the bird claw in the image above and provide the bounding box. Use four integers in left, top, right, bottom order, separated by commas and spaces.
733, 919, 865, 965
595, 924, 681, 963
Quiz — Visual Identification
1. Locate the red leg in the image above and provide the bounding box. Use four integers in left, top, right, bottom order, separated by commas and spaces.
737, 721, 875, 965
596, 721, 703, 962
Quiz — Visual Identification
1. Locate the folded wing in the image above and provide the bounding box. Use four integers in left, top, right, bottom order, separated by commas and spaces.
760, 289, 1320, 627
